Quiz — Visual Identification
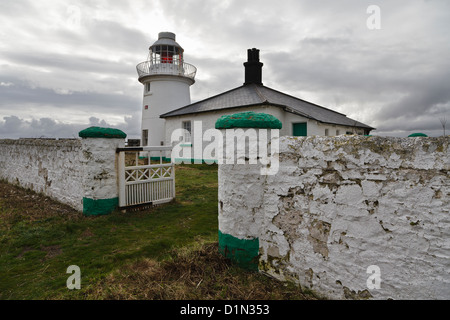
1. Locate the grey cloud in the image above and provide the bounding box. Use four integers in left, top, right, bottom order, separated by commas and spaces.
0, 115, 82, 139
257, 30, 450, 136
4, 50, 137, 77
71, 19, 149, 56
0, 81, 140, 114
1, 0, 449, 139
0, 113, 141, 139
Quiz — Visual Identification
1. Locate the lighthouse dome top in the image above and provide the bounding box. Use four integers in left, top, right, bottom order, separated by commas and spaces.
150, 32, 183, 51
159, 31, 176, 40
136, 31, 196, 83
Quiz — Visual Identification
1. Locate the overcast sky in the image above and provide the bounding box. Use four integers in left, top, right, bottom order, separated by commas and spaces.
0, 0, 449, 139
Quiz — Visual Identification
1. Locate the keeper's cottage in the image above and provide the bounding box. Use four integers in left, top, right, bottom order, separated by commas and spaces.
136, 32, 374, 158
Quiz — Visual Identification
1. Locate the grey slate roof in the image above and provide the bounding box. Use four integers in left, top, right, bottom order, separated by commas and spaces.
160, 84, 374, 130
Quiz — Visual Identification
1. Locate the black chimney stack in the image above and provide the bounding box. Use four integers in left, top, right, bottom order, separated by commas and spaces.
244, 48, 263, 85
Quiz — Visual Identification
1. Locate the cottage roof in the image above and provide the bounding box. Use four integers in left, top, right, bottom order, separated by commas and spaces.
160, 83, 374, 130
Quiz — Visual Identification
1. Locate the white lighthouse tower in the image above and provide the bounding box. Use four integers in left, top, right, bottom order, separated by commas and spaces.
136, 32, 196, 147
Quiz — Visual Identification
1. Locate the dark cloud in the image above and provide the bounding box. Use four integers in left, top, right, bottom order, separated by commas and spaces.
0, 0, 449, 139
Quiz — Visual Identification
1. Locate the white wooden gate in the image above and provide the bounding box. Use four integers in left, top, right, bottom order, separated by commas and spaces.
117, 146, 175, 209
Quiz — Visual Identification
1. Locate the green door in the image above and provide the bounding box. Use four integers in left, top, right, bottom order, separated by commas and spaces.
293, 123, 307, 136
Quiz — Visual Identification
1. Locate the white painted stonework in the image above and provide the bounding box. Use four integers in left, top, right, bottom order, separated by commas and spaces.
0, 139, 84, 211
80, 137, 124, 201
0, 137, 124, 212
218, 135, 450, 299
142, 75, 193, 146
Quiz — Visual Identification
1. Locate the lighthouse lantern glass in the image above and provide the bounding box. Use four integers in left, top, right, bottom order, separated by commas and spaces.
150, 45, 182, 65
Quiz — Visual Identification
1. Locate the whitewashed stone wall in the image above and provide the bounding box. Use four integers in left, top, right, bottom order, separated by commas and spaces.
0, 129, 125, 215
81, 137, 123, 202
0, 139, 84, 211
219, 135, 450, 299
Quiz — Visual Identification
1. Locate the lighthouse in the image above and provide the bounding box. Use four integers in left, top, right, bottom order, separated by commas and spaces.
136, 32, 196, 147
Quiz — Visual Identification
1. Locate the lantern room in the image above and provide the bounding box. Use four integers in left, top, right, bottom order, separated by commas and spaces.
136, 32, 196, 82
148, 32, 183, 65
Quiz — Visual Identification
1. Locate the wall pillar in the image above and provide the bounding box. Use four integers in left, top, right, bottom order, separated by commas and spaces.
78, 126, 126, 216
215, 111, 281, 270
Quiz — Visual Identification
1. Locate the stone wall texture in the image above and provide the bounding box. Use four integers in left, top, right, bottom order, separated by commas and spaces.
0, 138, 84, 211
218, 135, 450, 299
0, 135, 124, 215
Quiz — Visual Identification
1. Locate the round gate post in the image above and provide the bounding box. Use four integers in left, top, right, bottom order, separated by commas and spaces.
215, 111, 281, 270
79, 127, 126, 216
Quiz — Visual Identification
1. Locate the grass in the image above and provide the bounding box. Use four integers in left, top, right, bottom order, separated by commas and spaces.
0, 164, 318, 300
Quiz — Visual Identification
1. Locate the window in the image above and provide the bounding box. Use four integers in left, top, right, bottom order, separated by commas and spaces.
336, 130, 340, 135
146, 83, 151, 93
161, 45, 173, 63
142, 129, 148, 146
182, 121, 192, 142
325, 129, 329, 136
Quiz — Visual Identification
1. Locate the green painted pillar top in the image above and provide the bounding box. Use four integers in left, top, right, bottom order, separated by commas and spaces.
408, 133, 428, 137
215, 112, 282, 129
79, 126, 127, 139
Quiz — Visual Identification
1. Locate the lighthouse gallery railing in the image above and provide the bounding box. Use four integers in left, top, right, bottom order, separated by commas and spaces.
136, 60, 197, 80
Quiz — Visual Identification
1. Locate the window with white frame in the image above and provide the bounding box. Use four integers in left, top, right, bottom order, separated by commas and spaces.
182, 120, 191, 142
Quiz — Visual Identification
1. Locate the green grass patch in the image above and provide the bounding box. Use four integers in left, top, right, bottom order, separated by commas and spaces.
0, 164, 319, 300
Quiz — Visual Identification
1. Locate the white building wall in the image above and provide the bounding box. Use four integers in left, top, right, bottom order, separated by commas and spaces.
283, 114, 365, 136
142, 75, 193, 147
164, 105, 284, 161
164, 105, 366, 161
